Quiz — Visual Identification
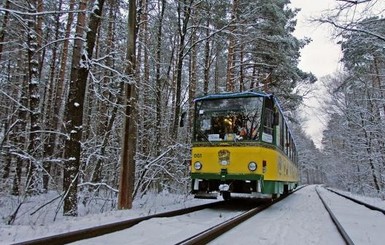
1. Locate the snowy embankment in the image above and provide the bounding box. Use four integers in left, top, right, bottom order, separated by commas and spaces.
1, 186, 385, 244
0, 191, 215, 244
213, 186, 385, 245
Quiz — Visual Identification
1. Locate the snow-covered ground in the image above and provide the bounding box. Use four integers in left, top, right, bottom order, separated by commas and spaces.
0, 191, 215, 244
213, 186, 385, 245
72, 206, 243, 245
317, 187, 385, 245
1, 185, 385, 244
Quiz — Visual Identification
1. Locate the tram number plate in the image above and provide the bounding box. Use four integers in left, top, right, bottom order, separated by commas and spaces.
194, 153, 202, 158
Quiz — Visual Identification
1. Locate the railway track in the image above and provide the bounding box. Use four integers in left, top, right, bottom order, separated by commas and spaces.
79, 189, 300, 245
12, 186, 384, 244
175, 194, 289, 245
70, 196, 285, 244
13, 201, 225, 245
176, 186, 306, 244
316, 187, 354, 245
316, 186, 385, 245
14, 188, 302, 245
326, 188, 385, 215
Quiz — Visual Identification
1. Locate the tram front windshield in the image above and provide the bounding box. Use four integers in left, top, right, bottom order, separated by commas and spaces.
194, 97, 263, 142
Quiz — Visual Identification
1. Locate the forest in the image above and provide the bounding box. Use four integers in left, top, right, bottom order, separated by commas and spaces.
0, 0, 384, 222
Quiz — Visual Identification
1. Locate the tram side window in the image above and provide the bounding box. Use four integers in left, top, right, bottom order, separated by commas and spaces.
293, 143, 297, 164
284, 125, 289, 155
263, 108, 274, 135
262, 98, 274, 143
287, 134, 297, 162
289, 135, 293, 160
279, 115, 284, 150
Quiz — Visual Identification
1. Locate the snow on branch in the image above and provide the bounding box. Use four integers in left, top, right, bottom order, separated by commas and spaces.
0, 7, 88, 17
337, 0, 372, 4
79, 182, 119, 193
317, 18, 385, 42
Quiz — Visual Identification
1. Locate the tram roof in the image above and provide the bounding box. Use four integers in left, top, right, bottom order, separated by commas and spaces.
194, 91, 272, 102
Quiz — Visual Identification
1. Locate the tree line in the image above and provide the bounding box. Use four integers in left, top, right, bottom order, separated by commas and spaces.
312, 0, 385, 198
0, 0, 315, 218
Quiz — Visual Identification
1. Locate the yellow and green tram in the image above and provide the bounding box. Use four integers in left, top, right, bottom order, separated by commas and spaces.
190, 91, 299, 200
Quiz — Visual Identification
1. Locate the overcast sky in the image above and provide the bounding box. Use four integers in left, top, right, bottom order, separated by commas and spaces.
291, 0, 341, 77
290, 0, 385, 147
290, 0, 341, 147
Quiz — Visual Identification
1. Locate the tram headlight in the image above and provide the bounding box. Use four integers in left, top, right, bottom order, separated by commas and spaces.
194, 161, 202, 170
248, 162, 257, 171
220, 160, 229, 166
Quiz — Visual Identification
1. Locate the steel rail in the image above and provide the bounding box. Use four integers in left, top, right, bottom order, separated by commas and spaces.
326, 188, 385, 215
12, 201, 225, 245
315, 187, 354, 245
176, 186, 304, 245
175, 201, 273, 245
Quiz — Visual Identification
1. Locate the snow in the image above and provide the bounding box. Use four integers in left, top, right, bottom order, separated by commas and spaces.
317, 187, 385, 245
212, 185, 345, 244
72, 209, 242, 245
92, 1, 100, 13
1, 185, 385, 244
0, 191, 215, 244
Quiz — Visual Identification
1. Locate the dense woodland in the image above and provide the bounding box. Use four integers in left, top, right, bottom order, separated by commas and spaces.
0, 0, 384, 221
297, 1, 385, 199
320, 4, 385, 198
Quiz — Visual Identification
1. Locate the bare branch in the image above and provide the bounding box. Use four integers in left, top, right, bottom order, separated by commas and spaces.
337, 0, 372, 4
318, 18, 385, 41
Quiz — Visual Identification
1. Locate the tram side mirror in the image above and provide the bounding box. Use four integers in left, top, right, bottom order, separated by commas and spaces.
180, 111, 186, 127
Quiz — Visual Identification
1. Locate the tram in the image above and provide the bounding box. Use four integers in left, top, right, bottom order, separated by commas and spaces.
190, 91, 299, 200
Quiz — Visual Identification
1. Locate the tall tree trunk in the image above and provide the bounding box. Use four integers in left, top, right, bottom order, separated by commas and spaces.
373, 58, 385, 191
1, 118, 10, 179
26, 0, 42, 195
137, 0, 151, 155
214, 43, 220, 93
203, 17, 210, 95
63, 0, 88, 216
250, 65, 257, 89
188, 12, 197, 133
12, 67, 28, 196
63, 0, 106, 216
53, 0, 76, 139
50, 0, 76, 185
90, 0, 118, 187
239, 43, 244, 92
0, 0, 10, 62
142, 0, 150, 153
36, 0, 44, 79
360, 107, 381, 193
118, 0, 137, 210
42, 0, 64, 192
155, 0, 166, 154
226, 0, 238, 92
172, 0, 193, 139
